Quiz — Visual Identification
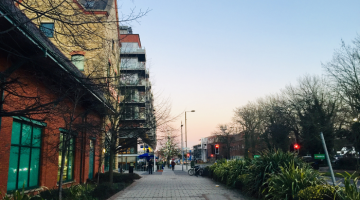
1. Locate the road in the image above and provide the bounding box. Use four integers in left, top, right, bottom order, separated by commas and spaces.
110, 165, 251, 200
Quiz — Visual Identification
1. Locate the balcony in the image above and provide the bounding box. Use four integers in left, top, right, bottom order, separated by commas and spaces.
120, 79, 146, 87
120, 48, 146, 62
122, 95, 146, 104
120, 62, 145, 71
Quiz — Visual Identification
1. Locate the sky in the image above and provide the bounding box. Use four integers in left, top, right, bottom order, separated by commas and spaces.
117, 0, 360, 149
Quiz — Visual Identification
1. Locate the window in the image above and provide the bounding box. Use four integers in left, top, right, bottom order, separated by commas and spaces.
71, 55, 85, 71
40, 23, 54, 37
7, 120, 42, 191
84, 0, 95, 8
57, 133, 75, 182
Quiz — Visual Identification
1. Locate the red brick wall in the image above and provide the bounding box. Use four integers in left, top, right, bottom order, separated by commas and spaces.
0, 54, 102, 195
120, 34, 142, 47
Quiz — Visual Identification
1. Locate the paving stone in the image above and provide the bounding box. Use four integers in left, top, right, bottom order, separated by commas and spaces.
111, 165, 251, 200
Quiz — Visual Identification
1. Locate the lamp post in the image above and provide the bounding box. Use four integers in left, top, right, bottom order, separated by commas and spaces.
353, 118, 359, 170
185, 110, 195, 170
181, 121, 184, 171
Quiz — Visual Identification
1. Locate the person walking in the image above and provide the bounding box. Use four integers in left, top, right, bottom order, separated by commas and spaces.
129, 162, 134, 173
171, 159, 175, 171
148, 159, 153, 174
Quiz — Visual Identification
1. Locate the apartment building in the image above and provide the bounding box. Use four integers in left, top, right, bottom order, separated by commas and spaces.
117, 26, 156, 169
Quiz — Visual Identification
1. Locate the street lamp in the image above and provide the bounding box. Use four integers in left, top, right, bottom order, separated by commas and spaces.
185, 110, 195, 170
181, 122, 184, 171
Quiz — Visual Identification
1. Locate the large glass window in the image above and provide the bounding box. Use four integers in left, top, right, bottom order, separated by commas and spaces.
7, 121, 42, 192
40, 23, 54, 38
71, 55, 85, 71
57, 133, 75, 182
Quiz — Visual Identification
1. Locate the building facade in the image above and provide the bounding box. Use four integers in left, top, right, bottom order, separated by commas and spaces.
19, 0, 123, 171
117, 26, 156, 169
0, 1, 106, 194
200, 133, 245, 162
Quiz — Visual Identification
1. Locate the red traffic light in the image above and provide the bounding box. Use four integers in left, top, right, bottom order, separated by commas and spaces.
187, 153, 190, 157
294, 144, 300, 150
211, 154, 214, 157
215, 144, 219, 148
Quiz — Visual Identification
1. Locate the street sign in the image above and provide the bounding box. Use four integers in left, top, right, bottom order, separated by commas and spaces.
314, 154, 325, 159
254, 155, 260, 158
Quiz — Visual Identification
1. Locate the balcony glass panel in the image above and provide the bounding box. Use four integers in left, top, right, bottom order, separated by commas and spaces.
120, 43, 145, 53
120, 60, 145, 70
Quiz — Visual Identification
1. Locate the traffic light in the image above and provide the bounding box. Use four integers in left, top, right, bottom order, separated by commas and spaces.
187, 153, 190, 157
211, 154, 214, 157
294, 144, 300, 150
215, 144, 219, 155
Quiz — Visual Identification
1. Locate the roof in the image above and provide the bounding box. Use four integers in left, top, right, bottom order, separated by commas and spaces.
0, 0, 110, 108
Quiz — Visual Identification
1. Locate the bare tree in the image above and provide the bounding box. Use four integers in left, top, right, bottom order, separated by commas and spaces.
211, 124, 234, 159
233, 102, 264, 158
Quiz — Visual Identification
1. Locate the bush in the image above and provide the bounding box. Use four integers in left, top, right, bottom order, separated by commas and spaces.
91, 183, 126, 200
264, 162, 325, 200
336, 173, 360, 200
212, 159, 249, 187
203, 166, 211, 177
97, 172, 141, 183
1, 186, 43, 200
244, 149, 309, 197
298, 185, 342, 200
37, 182, 129, 200
38, 184, 96, 200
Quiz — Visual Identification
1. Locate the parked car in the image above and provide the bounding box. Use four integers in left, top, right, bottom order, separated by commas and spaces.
302, 156, 319, 170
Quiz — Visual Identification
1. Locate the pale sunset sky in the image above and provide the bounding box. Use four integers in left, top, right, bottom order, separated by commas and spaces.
118, 0, 360, 149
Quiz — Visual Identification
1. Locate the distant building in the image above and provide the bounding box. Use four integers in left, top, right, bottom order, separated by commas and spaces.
200, 133, 246, 162
200, 138, 208, 162
192, 144, 202, 161
229, 133, 245, 159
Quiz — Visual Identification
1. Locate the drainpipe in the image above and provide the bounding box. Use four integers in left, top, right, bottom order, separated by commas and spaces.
0, 76, 3, 131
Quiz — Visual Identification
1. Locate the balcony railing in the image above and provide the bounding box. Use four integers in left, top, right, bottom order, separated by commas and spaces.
120, 48, 145, 54
120, 79, 146, 86
120, 62, 145, 70
123, 95, 146, 103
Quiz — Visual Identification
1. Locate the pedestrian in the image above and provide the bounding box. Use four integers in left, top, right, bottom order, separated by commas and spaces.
129, 162, 134, 173
148, 159, 153, 174
171, 159, 175, 171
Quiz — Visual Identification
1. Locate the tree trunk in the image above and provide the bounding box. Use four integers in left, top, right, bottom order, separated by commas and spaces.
108, 134, 115, 184
58, 134, 70, 200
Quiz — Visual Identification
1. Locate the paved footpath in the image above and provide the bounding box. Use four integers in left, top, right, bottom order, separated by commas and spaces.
110, 165, 251, 200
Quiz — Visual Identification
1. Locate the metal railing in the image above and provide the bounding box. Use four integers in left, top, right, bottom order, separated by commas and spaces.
120, 62, 145, 70
120, 48, 145, 54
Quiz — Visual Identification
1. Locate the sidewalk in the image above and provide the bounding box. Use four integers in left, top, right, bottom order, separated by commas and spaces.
109, 165, 251, 200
